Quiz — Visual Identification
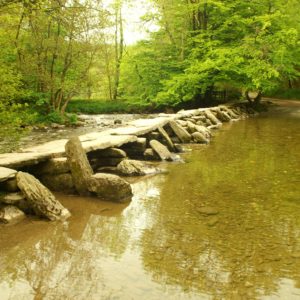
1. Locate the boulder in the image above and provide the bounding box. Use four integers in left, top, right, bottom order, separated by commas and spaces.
88, 148, 127, 159
16, 172, 71, 221
36, 158, 70, 175
90, 157, 125, 170
192, 132, 209, 144
0, 192, 25, 204
169, 120, 192, 143
0, 192, 32, 214
0, 205, 25, 224
204, 110, 221, 125
65, 136, 93, 196
158, 127, 175, 152
215, 109, 231, 122
221, 106, 239, 119
88, 173, 132, 202
116, 159, 161, 176
144, 148, 160, 161
117, 159, 146, 176
40, 173, 75, 193
0, 167, 17, 183
186, 121, 197, 134
194, 125, 211, 138
150, 140, 173, 161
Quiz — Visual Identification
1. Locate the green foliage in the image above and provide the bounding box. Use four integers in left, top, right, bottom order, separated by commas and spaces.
66, 99, 153, 114
266, 88, 300, 100
153, 0, 300, 106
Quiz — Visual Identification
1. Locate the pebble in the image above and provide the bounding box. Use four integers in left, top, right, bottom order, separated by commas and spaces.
196, 206, 219, 216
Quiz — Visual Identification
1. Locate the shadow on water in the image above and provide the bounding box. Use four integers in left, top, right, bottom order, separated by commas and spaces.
0, 101, 300, 299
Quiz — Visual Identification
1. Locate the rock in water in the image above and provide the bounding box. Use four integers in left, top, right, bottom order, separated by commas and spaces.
158, 126, 175, 152
117, 160, 146, 176
65, 136, 93, 196
88, 173, 132, 202
169, 120, 191, 143
192, 132, 209, 144
150, 140, 173, 161
16, 172, 71, 221
196, 206, 219, 216
0, 205, 25, 224
204, 110, 221, 125
143, 148, 159, 161
117, 159, 160, 176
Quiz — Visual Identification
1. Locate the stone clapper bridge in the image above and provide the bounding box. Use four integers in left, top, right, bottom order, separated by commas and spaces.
0, 104, 257, 224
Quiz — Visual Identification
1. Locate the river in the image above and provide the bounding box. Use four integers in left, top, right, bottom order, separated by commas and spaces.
0, 100, 300, 299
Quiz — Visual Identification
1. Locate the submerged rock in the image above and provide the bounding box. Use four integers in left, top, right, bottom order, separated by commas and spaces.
16, 172, 71, 221
196, 206, 219, 216
0, 205, 25, 224
88, 173, 132, 202
65, 136, 93, 196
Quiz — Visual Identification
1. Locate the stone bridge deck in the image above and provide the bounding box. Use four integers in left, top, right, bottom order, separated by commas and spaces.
0, 108, 208, 169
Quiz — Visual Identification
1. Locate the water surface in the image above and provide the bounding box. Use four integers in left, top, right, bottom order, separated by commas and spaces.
0, 101, 300, 299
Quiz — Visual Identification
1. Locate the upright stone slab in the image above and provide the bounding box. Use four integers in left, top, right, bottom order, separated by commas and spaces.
192, 132, 209, 144
158, 127, 175, 152
88, 173, 132, 202
150, 140, 173, 161
16, 172, 71, 221
169, 120, 192, 143
204, 110, 221, 125
65, 137, 93, 196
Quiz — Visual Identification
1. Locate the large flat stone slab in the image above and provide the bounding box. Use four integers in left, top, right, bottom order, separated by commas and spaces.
0, 153, 50, 169
0, 167, 17, 182
111, 117, 171, 136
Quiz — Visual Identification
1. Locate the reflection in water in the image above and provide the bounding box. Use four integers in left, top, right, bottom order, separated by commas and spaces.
0, 103, 300, 299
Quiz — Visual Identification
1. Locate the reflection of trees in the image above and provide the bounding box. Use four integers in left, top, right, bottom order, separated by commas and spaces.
0, 196, 131, 299
140, 115, 300, 299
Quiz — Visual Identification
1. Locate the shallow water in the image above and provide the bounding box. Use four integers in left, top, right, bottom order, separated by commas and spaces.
0, 101, 300, 300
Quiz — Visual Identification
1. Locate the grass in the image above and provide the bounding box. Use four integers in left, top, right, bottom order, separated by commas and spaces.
265, 88, 300, 100
66, 99, 154, 114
